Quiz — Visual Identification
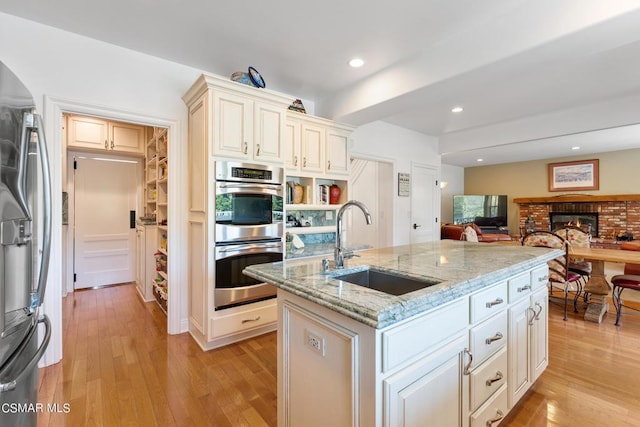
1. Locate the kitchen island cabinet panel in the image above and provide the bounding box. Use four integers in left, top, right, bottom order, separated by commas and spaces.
383, 334, 467, 427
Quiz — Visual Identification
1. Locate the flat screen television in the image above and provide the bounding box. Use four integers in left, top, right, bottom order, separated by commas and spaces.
453, 195, 508, 227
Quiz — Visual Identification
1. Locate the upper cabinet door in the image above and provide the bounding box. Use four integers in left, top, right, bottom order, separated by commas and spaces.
67, 115, 144, 155
214, 91, 253, 159
300, 123, 324, 173
254, 102, 285, 163
284, 119, 301, 170
109, 122, 145, 154
67, 115, 109, 150
326, 127, 350, 176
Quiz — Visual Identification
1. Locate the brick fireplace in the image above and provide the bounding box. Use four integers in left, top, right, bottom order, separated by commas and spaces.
514, 194, 640, 240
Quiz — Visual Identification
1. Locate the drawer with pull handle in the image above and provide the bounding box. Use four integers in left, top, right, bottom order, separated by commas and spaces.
470, 281, 508, 323
470, 384, 508, 427
531, 265, 550, 290
470, 347, 508, 411
469, 310, 508, 367
210, 300, 277, 338
508, 271, 532, 303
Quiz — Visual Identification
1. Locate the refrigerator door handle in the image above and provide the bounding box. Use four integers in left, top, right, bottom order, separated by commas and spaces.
30, 114, 52, 310
0, 315, 51, 393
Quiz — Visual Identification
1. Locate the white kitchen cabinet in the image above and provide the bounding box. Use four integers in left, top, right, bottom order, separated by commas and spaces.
182, 74, 290, 350
135, 224, 157, 302
285, 112, 353, 176
384, 335, 467, 427
507, 266, 549, 408
255, 101, 286, 162
274, 263, 550, 427
211, 86, 287, 163
300, 122, 324, 173
66, 114, 145, 155
325, 126, 350, 175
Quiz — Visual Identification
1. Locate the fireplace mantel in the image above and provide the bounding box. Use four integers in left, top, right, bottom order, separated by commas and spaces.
513, 194, 640, 204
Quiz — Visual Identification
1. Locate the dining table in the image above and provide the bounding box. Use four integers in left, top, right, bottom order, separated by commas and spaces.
568, 246, 640, 323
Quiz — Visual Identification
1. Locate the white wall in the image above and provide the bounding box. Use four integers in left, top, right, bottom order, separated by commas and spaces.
351, 121, 440, 245
440, 163, 465, 224
0, 12, 209, 365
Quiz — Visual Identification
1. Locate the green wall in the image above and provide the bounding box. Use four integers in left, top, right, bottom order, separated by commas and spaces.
463, 148, 640, 235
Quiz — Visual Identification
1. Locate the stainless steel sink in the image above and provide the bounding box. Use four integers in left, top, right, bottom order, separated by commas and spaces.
332, 268, 441, 296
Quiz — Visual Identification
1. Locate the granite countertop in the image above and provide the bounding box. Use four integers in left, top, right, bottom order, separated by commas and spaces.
286, 243, 371, 259
244, 240, 562, 329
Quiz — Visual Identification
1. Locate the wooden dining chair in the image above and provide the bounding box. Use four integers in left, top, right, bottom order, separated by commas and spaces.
522, 230, 582, 320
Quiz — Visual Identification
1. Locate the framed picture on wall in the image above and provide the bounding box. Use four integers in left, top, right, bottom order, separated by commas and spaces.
548, 159, 599, 192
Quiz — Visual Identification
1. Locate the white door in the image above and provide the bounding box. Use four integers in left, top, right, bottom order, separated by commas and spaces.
74, 157, 138, 289
350, 157, 394, 249
410, 163, 438, 243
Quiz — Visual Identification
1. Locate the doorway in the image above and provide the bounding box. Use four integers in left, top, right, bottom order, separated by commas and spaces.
73, 155, 140, 289
410, 163, 439, 244
350, 157, 394, 249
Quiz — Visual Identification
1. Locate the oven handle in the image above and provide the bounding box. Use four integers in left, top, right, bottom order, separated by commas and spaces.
217, 243, 283, 253
217, 182, 283, 193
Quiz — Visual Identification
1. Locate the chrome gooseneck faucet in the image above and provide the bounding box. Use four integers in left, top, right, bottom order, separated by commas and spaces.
334, 200, 372, 268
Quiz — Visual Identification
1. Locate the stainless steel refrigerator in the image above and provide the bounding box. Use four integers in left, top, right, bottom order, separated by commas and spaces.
0, 61, 52, 426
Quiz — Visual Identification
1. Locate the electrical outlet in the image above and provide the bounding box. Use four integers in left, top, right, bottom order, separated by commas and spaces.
305, 329, 325, 356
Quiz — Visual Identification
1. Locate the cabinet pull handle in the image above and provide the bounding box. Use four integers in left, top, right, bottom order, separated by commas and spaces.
241, 316, 261, 324
517, 285, 531, 292
303, 157, 307, 167
327, 160, 331, 170
243, 142, 248, 154
485, 371, 503, 386
528, 306, 537, 326
485, 332, 503, 345
485, 297, 503, 308
463, 348, 473, 375
256, 143, 260, 156
486, 410, 504, 426
534, 302, 543, 320
294, 155, 298, 166
538, 275, 549, 282
104, 140, 108, 149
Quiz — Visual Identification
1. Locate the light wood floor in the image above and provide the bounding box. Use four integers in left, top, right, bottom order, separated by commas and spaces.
37, 284, 640, 426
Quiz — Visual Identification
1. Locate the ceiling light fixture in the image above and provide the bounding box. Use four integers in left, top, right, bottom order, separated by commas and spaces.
571, 146, 581, 150
477, 158, 484, 162
451, 106, 464, 113
348, 58, 364, 68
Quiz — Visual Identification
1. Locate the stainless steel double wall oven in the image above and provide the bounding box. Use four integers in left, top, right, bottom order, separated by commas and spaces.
214, 161, 283, 309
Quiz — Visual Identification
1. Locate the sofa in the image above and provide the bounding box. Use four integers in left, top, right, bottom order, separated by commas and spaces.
441, 223, 513, 243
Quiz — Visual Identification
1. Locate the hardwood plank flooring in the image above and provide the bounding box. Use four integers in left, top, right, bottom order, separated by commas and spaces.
37, 284, 640, 426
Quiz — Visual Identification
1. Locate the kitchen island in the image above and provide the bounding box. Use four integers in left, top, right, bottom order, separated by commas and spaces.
244, 240, 562, 427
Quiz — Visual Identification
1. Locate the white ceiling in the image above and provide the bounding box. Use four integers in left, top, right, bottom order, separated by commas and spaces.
3, 0, 640, 167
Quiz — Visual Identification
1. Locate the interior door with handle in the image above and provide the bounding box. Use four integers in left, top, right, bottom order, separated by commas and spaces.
410, 163, 438, 244
74, 156, 139, 288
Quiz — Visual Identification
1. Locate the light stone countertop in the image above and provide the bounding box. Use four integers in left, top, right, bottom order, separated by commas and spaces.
285, 242, 371, 259
244, 240, 563, 329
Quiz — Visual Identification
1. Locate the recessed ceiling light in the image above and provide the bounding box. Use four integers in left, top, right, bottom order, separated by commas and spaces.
571, 146, 581, 150
451, 106, 464, 113
348, 58, 364, 68
477, 158, 484, 162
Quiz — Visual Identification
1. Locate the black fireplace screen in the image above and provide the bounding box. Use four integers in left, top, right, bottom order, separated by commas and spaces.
549, 212, 598, 237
